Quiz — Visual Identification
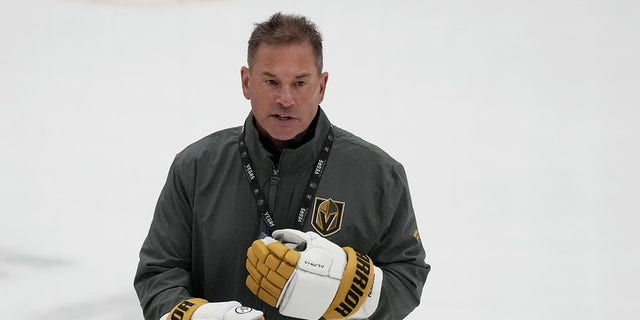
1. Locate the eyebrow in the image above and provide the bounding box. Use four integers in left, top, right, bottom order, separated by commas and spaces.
261, 71, 312, 79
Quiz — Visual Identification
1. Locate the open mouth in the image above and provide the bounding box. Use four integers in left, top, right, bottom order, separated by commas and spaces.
274, 114, 293, 120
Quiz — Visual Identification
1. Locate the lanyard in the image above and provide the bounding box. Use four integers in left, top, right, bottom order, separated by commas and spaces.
239, 125, 334, 236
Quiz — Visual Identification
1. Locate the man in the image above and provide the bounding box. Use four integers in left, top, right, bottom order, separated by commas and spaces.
135, 13, 429, 320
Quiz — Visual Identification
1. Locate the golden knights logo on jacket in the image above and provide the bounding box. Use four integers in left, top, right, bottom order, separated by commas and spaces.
311, 197, 345, 236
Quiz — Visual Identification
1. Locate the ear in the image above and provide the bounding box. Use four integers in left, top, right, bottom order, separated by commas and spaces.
241, 66, 251, 100
318, 71, 329, 102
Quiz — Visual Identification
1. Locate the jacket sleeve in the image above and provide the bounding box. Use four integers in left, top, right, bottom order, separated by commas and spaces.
369, 164, 430, 319
134, 155, 195, 320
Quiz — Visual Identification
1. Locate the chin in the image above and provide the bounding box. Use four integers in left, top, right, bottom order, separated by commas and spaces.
271, 134, 297, 142
268, 130, 299, 142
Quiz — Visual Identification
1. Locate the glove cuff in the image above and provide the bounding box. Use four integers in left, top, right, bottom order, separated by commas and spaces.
323, 247, 375, 319
167, 298, 209, 320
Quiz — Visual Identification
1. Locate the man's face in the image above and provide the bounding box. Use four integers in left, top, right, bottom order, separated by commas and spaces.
241, 43, 328, 144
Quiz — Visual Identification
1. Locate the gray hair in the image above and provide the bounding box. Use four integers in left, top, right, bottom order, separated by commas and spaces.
247, 12, 324, 73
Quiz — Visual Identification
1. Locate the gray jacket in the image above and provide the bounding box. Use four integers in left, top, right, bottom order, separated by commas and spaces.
134, 108, 430, 320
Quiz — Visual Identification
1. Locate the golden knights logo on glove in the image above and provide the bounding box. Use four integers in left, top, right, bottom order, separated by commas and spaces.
312, 197, 345, 237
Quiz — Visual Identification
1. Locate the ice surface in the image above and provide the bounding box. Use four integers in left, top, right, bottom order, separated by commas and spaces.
1, 0, 639, 319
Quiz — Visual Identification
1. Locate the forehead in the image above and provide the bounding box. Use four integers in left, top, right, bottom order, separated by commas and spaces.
251, 43, 318, 75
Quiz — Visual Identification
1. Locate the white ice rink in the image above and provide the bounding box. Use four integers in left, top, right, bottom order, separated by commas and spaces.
1, 0, 639, 319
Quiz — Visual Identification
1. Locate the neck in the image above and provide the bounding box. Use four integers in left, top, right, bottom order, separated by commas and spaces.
270, 129, 310, 151
272, 140, 287, 152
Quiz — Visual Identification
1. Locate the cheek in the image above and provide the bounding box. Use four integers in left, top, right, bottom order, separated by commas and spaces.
250, 89, 272, 106
297, 87, 317, 102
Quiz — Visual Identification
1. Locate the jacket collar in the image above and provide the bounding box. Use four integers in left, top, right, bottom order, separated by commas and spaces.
243, 106, 332, 173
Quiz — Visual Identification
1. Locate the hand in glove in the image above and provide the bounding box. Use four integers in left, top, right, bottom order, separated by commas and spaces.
245, 229, 383, 319
159, 299, 264, 320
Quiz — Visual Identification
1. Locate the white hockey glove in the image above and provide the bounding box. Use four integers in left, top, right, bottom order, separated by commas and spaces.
159, 299, 264, 320
245, 229, 383, 319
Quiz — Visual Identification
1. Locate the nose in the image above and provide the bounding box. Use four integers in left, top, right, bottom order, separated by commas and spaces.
275, 85, 294, 108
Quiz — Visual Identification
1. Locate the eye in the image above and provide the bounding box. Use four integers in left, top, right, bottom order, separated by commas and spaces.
295, 81, 306, 87
265, 79, 278, 86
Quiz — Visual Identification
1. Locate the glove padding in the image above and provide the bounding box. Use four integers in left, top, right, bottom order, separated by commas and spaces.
159, 299, 264, 320
245, 229, 382, 319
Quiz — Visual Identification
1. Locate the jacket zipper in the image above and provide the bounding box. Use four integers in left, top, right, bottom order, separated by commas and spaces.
268, 168, 280, 213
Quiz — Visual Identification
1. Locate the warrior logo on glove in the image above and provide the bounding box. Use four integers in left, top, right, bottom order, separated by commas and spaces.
169, 298, 208, 320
